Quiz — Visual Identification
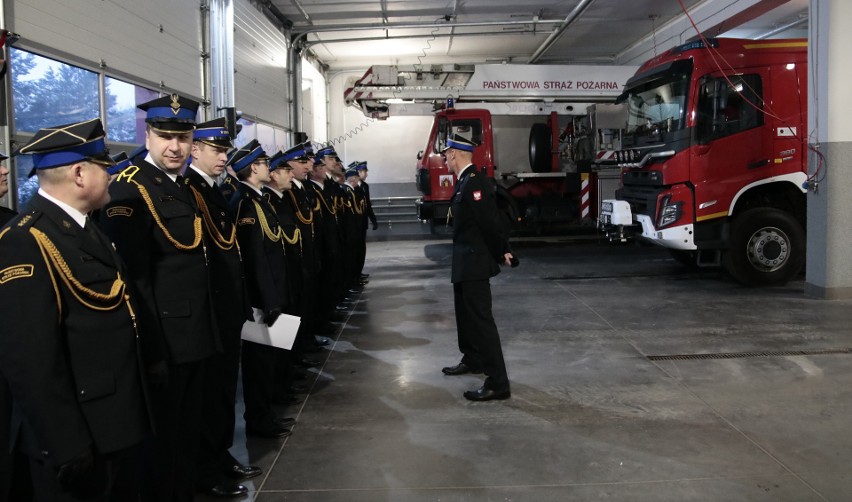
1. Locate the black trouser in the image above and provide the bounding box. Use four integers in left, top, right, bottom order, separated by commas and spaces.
241, 341, 282, 427
196, 322, 242, 490
141, 360, 205, 501
453, 280, 509, 390
1, 378, 33, 502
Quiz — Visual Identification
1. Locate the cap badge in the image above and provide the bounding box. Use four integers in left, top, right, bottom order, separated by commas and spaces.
170, 94, 181, 115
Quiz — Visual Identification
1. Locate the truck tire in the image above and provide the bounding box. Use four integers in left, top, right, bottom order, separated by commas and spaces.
529, 123, 551, 173
722, 208, 805, 287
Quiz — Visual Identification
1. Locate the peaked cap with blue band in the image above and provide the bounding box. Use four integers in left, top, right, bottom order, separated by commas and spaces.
138, 93, 199, 133
227, 139, 268, 172
300, 141, 315, 157
355, 161, 368, 171
281, 144, 310, 163
441, 134, 478, 153
193, 117, 233, 148
109, 151, 133, 176
268, 151, 292, 171
313, 146, 336, 165
16, 118, 115, 175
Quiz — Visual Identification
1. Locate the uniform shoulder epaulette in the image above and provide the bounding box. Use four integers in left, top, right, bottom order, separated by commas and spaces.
15, 209, 42, 230
114, 165, 141, 183
0, 210, 41, 242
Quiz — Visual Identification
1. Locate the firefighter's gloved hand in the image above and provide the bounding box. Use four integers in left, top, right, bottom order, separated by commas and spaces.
372, 221, 378, 231
264, 309, 281, 326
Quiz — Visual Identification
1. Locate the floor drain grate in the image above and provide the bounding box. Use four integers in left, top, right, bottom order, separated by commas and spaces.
647, 348, 852, 361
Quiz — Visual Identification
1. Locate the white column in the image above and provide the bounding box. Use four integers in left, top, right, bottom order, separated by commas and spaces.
805, 0, 852, 298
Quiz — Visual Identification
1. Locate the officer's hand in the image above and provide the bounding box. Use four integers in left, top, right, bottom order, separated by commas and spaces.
146, 360, 169, 389
264, 309, 281, 326
57, 446, 94, 493
372, 221, 379, 230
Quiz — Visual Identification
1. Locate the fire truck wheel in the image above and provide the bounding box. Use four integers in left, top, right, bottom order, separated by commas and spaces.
529, 123, 551, 173
723, 208, 805, 287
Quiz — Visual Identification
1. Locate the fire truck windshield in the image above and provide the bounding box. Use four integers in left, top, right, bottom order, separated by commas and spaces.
620, 61, 692, 138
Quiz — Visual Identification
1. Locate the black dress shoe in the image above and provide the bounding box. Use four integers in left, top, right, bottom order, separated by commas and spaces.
225, 463, 262, 480
441, 362, 483, 376
315, 336, 331, 346
360, 273, 370, 279
463, 385, 511, 402
246, 422, 292, 439
275, 416, 296, 427
288, 384, 309, 394
201, 482, 248, 498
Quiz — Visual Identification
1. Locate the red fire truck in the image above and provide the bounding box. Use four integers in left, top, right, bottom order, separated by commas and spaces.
344, 64, 637, 233
599, 38, 808, 287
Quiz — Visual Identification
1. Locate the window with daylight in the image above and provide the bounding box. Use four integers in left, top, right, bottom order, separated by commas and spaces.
106, 77, 159, 144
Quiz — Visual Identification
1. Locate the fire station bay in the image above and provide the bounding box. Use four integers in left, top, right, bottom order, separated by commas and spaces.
2, 0, 852, 501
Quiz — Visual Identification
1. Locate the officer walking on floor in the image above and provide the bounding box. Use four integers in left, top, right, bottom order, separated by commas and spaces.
98, 94, 220, 499
186, 118, 261, 498
439, 134, 515, 402
0, 119, 152, 500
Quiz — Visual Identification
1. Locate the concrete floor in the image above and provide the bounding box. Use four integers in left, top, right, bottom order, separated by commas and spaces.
210, 238, 852, 501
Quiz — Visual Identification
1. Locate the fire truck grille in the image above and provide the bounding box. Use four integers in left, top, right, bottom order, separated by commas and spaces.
647, 348, 852, 361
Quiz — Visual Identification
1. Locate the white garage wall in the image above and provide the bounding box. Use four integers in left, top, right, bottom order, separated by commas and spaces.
302, 59, 328, 145
233, 0, 289, 128
328, 71, 433, 185
9, 0, 202, 97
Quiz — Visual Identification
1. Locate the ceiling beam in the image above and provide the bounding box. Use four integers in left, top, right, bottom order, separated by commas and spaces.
528, 0, 596, 64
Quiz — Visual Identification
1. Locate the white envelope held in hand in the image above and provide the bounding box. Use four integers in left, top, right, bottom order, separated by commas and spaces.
241, 308, 300, 350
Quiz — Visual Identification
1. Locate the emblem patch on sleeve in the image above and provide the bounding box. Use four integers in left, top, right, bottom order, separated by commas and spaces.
106, 206, 133, 218
472, 190, 482, 201
0, 264, 34, 284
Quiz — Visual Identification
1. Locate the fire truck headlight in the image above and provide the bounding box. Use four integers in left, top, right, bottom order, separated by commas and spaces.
657, 195, 683, 228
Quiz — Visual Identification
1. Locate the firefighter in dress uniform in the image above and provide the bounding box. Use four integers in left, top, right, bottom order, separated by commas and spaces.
98, 94, 220, 499
439, 134, 515, 402
0, 119, 152, 499
186, 118, 261, 497
228, 140, 294, 439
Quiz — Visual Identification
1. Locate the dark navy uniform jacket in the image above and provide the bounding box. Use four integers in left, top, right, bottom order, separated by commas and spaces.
450, 164, 509, 283
0, 194, 151, 465
185, 167, 252, 332
99, 158, 220, 366
230, 182, 288, 314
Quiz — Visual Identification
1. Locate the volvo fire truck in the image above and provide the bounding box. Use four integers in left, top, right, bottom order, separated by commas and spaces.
598, 38, 808, 286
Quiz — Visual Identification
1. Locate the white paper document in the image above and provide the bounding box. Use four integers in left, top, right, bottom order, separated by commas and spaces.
241, 308, 300, 351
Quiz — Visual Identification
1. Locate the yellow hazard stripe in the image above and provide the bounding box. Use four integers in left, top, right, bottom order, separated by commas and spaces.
743, 41, 807, 50
696, 211, 729, 222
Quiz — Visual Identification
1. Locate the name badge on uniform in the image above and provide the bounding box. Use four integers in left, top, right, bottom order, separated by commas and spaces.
472, 190, 482, 201
0, 264, 34, 284
106, 206, 133, 218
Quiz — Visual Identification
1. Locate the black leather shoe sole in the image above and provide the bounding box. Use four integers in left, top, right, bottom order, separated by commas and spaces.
226, 464, 262, 480
442, 363, 483, 376
463, 387, 511, 401
201, 483, 248, 498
